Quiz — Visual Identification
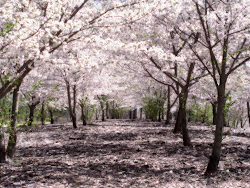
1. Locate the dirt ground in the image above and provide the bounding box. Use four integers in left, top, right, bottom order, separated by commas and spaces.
0, 120, 250, 188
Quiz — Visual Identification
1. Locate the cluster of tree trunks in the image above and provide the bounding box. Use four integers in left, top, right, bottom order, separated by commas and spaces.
66, 80, 77, 128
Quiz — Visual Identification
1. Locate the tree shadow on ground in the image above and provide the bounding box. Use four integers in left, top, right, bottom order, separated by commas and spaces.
1, 120, 250, 187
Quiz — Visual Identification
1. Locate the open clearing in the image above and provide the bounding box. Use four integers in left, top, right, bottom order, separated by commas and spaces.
1, 120, 250, 187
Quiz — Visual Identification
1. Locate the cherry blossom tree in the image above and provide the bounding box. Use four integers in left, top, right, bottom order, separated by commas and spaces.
173, 0, 250, 174
0, 0, 142, 101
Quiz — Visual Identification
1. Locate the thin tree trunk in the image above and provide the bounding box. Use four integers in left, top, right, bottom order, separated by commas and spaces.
0, 131, 5, 163
205, 82, 226, 174
158, 110, 161, 122
202, 103, 208, 123
247, 102, 250, 126
212, 102, 217, 125
102, 109, 105, 121
161, 108, 164, 120
66, 81, 77, 129
7, 83, 21, 159
100, 101, 105, 121
111, 101, 115, 119
41, 101, 45, 125
72, 84, 77, 127
106, 101, 109, 119
166, 86, 171, 125
97, 95, 105, 121
49, 109, 54, 124
96, 109, 99, 120
80, 104, 87, 126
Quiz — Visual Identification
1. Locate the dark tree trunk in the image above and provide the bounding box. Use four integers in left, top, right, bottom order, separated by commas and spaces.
49, 109, 54, 124
0, 132, 6, 163
95, 109, 99, 120
161, 109, 164, 120
181, 106, 191, 146
173, 91, 191, 146
173, 63, 194, 147
174, 106, 182, 133
97, 95, 106, 121
133, 109, 137, 119
73, 85, 77, 127
158, 110, 161, 122
212, 102, 217, 125
80, 105, 87, 126
166, 86, 171, 125
202, 103, 208, 123
28, 98, 40, 126
66, 81, 77, 129
140, 108, 143, 120
247, 102, 250, 126
205, 81, 226, 174
106, 101, 109, 119
110, 101, 114, 119
158, 91, 163, 122
41, 101, 46, 125
101, 109, 105, 121
28, 105, 35, 126
7, 83, 21, 159
129, 110, 132, 120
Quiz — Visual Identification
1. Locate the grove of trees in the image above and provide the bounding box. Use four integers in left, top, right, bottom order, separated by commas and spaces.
0, 0, 250, 177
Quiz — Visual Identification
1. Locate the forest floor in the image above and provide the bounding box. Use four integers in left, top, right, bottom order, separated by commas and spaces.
0, 120, 250, 188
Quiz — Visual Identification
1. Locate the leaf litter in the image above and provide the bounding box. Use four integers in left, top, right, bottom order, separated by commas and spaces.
0, 120, 249, 187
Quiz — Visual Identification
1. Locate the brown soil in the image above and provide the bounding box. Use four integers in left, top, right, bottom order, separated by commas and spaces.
1, 120, 250, 187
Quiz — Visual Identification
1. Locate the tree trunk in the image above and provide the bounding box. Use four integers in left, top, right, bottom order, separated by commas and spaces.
133, 109, 137, 120
129, 110, 132, 120
174, 106, 182, 133
0, 131, 6, 163
202, 103, 208, 123
247, 102, 250, 126
111, 101, 115, 119
181, 106, 191, 146
166, 85, 171, 125
212, 102, 217, 125
80, 105, 87, 126
106, 101, 109, 119
173, 63, 194, 147
72, 84, 77, 128
66, 81, 77, 129
161, 108, 164, 120
158, 110, 161, 122
7, 84, 21, 159
96, 109, 99, 120
41, 101, 46, 125
97, 95, 106, 122
176, 91, 192, 146
205, 82, 226, 174
28, 100, 40, 126
140, 108, 143, 120
102, 109, 105, 121
49, 109, 54, 124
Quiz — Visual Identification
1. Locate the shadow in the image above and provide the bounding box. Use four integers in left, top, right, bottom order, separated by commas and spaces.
1, 120, 250, 187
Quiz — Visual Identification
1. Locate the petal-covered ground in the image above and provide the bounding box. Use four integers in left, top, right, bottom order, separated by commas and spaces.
1, 120, 250, 187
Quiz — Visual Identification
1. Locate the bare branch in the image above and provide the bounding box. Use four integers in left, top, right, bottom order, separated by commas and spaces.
227, 56, 250, 76
228, 38, 247, 73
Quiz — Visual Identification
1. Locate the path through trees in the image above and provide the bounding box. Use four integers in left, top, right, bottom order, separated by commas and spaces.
1, 120, 249, 187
